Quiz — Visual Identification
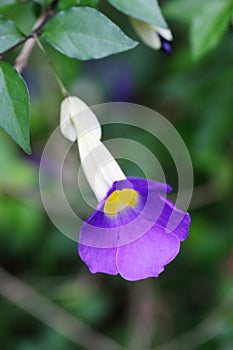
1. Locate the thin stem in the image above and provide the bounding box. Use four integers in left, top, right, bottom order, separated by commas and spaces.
0, 0, 68, 96
14, 36, 38, 73
14, 1, 57, 73
35, 36, 69, 98
0, 36, 30, 58
2, 0, 68, 97
0, 0, 58, 72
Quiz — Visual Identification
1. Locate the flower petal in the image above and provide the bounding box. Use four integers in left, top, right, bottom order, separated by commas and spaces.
158, 196, 191, 241
60, 96, 102, 141
79, 205, 153, 249
118, 178, 190, 241
79, 244, 118, 275
156, 27, 173, 41
116, 226, 180, 281
130, 18, 161, 49
118, 177, 172, 194
79, 177, 178, 249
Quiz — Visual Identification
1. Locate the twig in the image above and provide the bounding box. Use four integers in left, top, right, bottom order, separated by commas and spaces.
128, 281, 158, 350
0, 267, 125, 350
14, 36, 37, 73
14, 0, 58, 73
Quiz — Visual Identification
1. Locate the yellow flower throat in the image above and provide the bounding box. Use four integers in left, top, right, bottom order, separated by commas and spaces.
104, 189, 138, 216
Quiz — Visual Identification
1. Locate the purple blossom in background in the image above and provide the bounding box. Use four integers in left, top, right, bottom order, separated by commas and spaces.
79, 177, 190, 281
84, 58, 135, 101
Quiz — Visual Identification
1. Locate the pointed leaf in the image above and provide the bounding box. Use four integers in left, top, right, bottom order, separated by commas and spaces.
0, 17, 24, 54
107, 0, 168, 28
190, 0, 232, 61
0, 61, 31, 154
42, 7, 138, 60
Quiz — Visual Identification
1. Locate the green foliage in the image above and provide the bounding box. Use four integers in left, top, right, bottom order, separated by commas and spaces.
0, 16, 24, 54
57, 0, 99, 11
33, 0, 52, 6
107, 0, 168, 28
0, 133, 35, 190
0, 132, 41, 251
163, 0, 205, 23
0, 61, 31, 154
0, 0, 17, 10
34, 0, 99, 10
163, 0, 233, 61
190, 0, 233, 60
42, 7, 138, 60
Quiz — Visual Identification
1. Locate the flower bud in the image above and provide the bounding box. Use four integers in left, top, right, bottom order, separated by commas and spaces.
60, 96, 101, 142
60, 96, 125, 201
130, 18, 173, 53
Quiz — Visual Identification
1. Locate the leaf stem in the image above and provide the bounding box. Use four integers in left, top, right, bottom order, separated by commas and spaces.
35, 37, 69, 98
0, 0, 58, 73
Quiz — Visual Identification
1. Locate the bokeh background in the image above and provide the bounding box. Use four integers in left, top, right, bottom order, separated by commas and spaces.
0, 1, 233, 349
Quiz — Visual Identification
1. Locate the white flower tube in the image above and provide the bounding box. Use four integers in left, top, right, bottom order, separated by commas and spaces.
130, 17, 173, 50
60, 96, 126, 201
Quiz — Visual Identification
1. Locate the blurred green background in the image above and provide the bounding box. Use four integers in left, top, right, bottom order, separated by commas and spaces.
0, 1, 233, 349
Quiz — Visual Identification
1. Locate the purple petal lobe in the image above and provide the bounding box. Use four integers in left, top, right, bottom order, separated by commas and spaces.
80, 210, 155, 249
116, 225, 180, 281
79, 244, 118, 275
117, 177, 172, 194
158, 196, 191, 241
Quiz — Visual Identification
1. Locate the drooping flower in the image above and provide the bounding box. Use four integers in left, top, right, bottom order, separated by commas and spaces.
130, 18, 173, 54
60, 97, 190, 281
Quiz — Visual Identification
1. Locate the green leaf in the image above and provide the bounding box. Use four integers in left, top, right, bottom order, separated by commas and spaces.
0, 0, 17, 10
42, 7, 138, 60
58, 0, 99, 11
0, 61, 31, 154
0, 131, 36, 191
190, 0, 232, 61
107, 0, 168, 28
0, 17, 24, 54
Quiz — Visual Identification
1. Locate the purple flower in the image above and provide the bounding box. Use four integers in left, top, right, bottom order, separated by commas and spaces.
60, 96, 190, 282
79, 177, 190, 281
